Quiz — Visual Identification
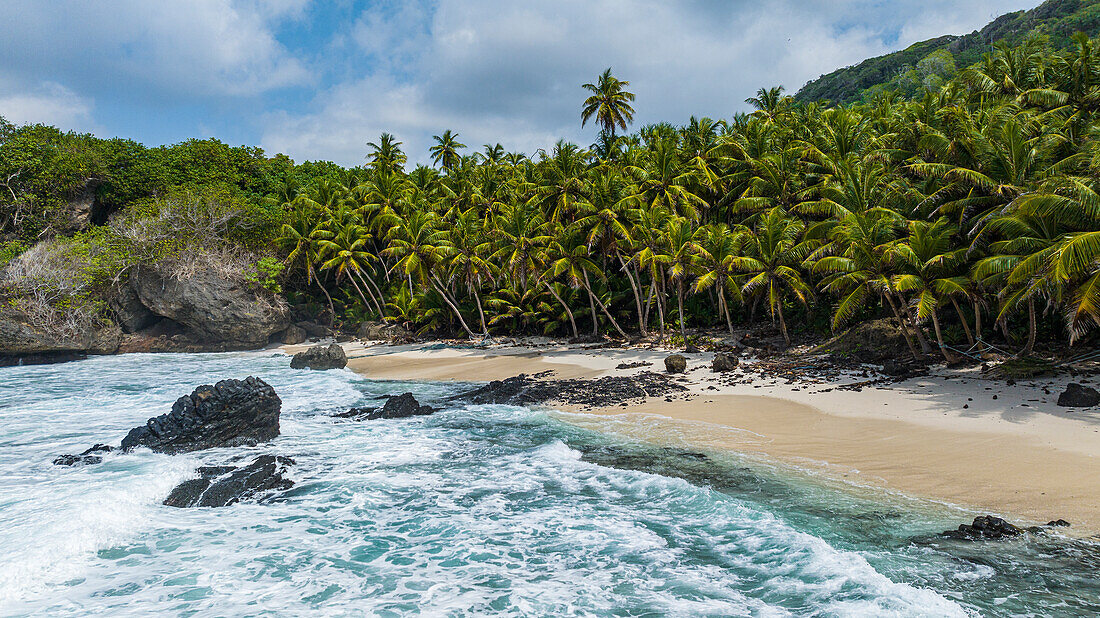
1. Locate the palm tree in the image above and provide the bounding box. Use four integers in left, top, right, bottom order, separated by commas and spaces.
366, 132, 407, 175
691, 224, 743, 334
733, 207, 815, 346
430, 130, 466, 171
582, 68, 636, 142
547, 226, 628, 338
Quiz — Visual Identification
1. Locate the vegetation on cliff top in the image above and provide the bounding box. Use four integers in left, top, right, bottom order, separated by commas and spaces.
3, 31, 1100, 363
796, 0, 1100, 105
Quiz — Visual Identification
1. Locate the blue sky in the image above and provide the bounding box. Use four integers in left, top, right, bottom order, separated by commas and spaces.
0, 0, 1037, 166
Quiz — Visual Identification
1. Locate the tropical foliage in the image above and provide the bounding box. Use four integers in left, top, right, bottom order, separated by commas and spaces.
5, 34, 1100, 361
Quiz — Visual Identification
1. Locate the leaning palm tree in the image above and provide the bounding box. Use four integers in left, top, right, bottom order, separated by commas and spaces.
581, 68, 636, 142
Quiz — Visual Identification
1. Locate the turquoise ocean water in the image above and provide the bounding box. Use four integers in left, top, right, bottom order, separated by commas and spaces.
0, 351, 1097, 616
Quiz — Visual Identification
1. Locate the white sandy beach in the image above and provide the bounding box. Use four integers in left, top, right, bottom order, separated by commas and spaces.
287, 339, 1100, 533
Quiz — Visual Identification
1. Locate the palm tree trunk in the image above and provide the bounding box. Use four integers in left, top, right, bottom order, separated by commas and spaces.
720, 289, 734, 334
882, 291, 922, 361
345, 273, 374, 316
353, 270, 386, 318
1022, 297, 1037, 356
677, 282, 688, 345
892, 290, 932, 353
776, 298, 791, 346
585, 282, 599, 335
655, 276, 667, 342
974, 300, 984, 351
619, 257, 647, 336
362, 270, 389, 318
471, 285, 489, 336
543, 281, 578, 338
351, 269, 385, 318
930, 311, 956, 363
309, 265, 336, 326
583, 271, 628, 338
950, 296, 974, 346
429, 276, 477, 338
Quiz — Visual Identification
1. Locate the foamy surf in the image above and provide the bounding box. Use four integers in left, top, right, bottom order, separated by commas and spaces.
0, 352, 1094, 615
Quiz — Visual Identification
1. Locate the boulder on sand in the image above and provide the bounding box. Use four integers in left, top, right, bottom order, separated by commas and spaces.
120, 377, 281, 454
664, 354, 687, 374
340, 392, 435, 420
356, 321, 413, 342
1057, 383, 1100, 407
712, 352, 739, 372
290, 343, 347, 370
163, 455, 294, 508
278, 324, 308, 345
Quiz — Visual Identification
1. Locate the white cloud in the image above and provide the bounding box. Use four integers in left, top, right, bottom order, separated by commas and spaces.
0, 0, 310, 99
0, 81, 98, 133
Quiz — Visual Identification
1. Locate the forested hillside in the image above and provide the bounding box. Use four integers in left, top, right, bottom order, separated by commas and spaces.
796, 0, 1100, 104
3, 31, 1100, 363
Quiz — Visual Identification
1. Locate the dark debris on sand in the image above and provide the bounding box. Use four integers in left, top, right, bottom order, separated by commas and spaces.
454, 370, 689, 409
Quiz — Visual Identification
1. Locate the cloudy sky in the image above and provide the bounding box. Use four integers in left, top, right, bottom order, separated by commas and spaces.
0, 0, 1037, 165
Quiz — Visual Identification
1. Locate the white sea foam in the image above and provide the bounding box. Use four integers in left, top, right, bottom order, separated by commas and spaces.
0, 351, 1057, 616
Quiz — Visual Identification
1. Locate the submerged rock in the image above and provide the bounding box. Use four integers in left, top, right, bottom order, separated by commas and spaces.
942, 515, 1023, 540
290, 343, 347, 370
163, 455, 294, 508
1057, 383, 1100, 407
120, 377, 281, 454
664, 354, 687, 374
340, 393, 435, 420
53, 444, 113, 466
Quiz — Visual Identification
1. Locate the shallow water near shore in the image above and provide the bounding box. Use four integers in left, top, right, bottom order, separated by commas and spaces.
0, 351, 1097, 616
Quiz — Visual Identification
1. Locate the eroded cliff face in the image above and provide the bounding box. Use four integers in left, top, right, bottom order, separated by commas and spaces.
1, 248, 290, 362
129, 263, 289, 348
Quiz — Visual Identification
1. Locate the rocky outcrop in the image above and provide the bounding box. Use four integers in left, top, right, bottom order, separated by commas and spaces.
340, 393, 435, 420
163, 455, 294, 508
119, 377, 281, 454
664, 354, 687, 373
712, 352, 739, 372
941, 515, 1071, 540
455, 371, 688, 408
53, 444, 113, 466
1057, 383, 1100, 407
0, 306, 121, 362
131, 265, 288, 349
105, 281, 157, 334
290, 343, 347, 370
943, 515, 1022, 540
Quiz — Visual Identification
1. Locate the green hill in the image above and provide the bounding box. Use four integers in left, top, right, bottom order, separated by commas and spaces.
795, 0, 1100, 104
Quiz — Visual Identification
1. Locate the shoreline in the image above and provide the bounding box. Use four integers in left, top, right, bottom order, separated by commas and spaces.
293, 339, 1100, 534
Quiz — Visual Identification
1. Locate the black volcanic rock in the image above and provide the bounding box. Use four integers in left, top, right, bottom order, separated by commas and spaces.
164, 455, 294, 507
290, 343, 347, 370
664, 354, 687, 373
120, 377, 281, 454
53, 444, 113, 466
1057, 383, 1100, 407
340, 392, 435, 420
942, 515, 1023, 540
